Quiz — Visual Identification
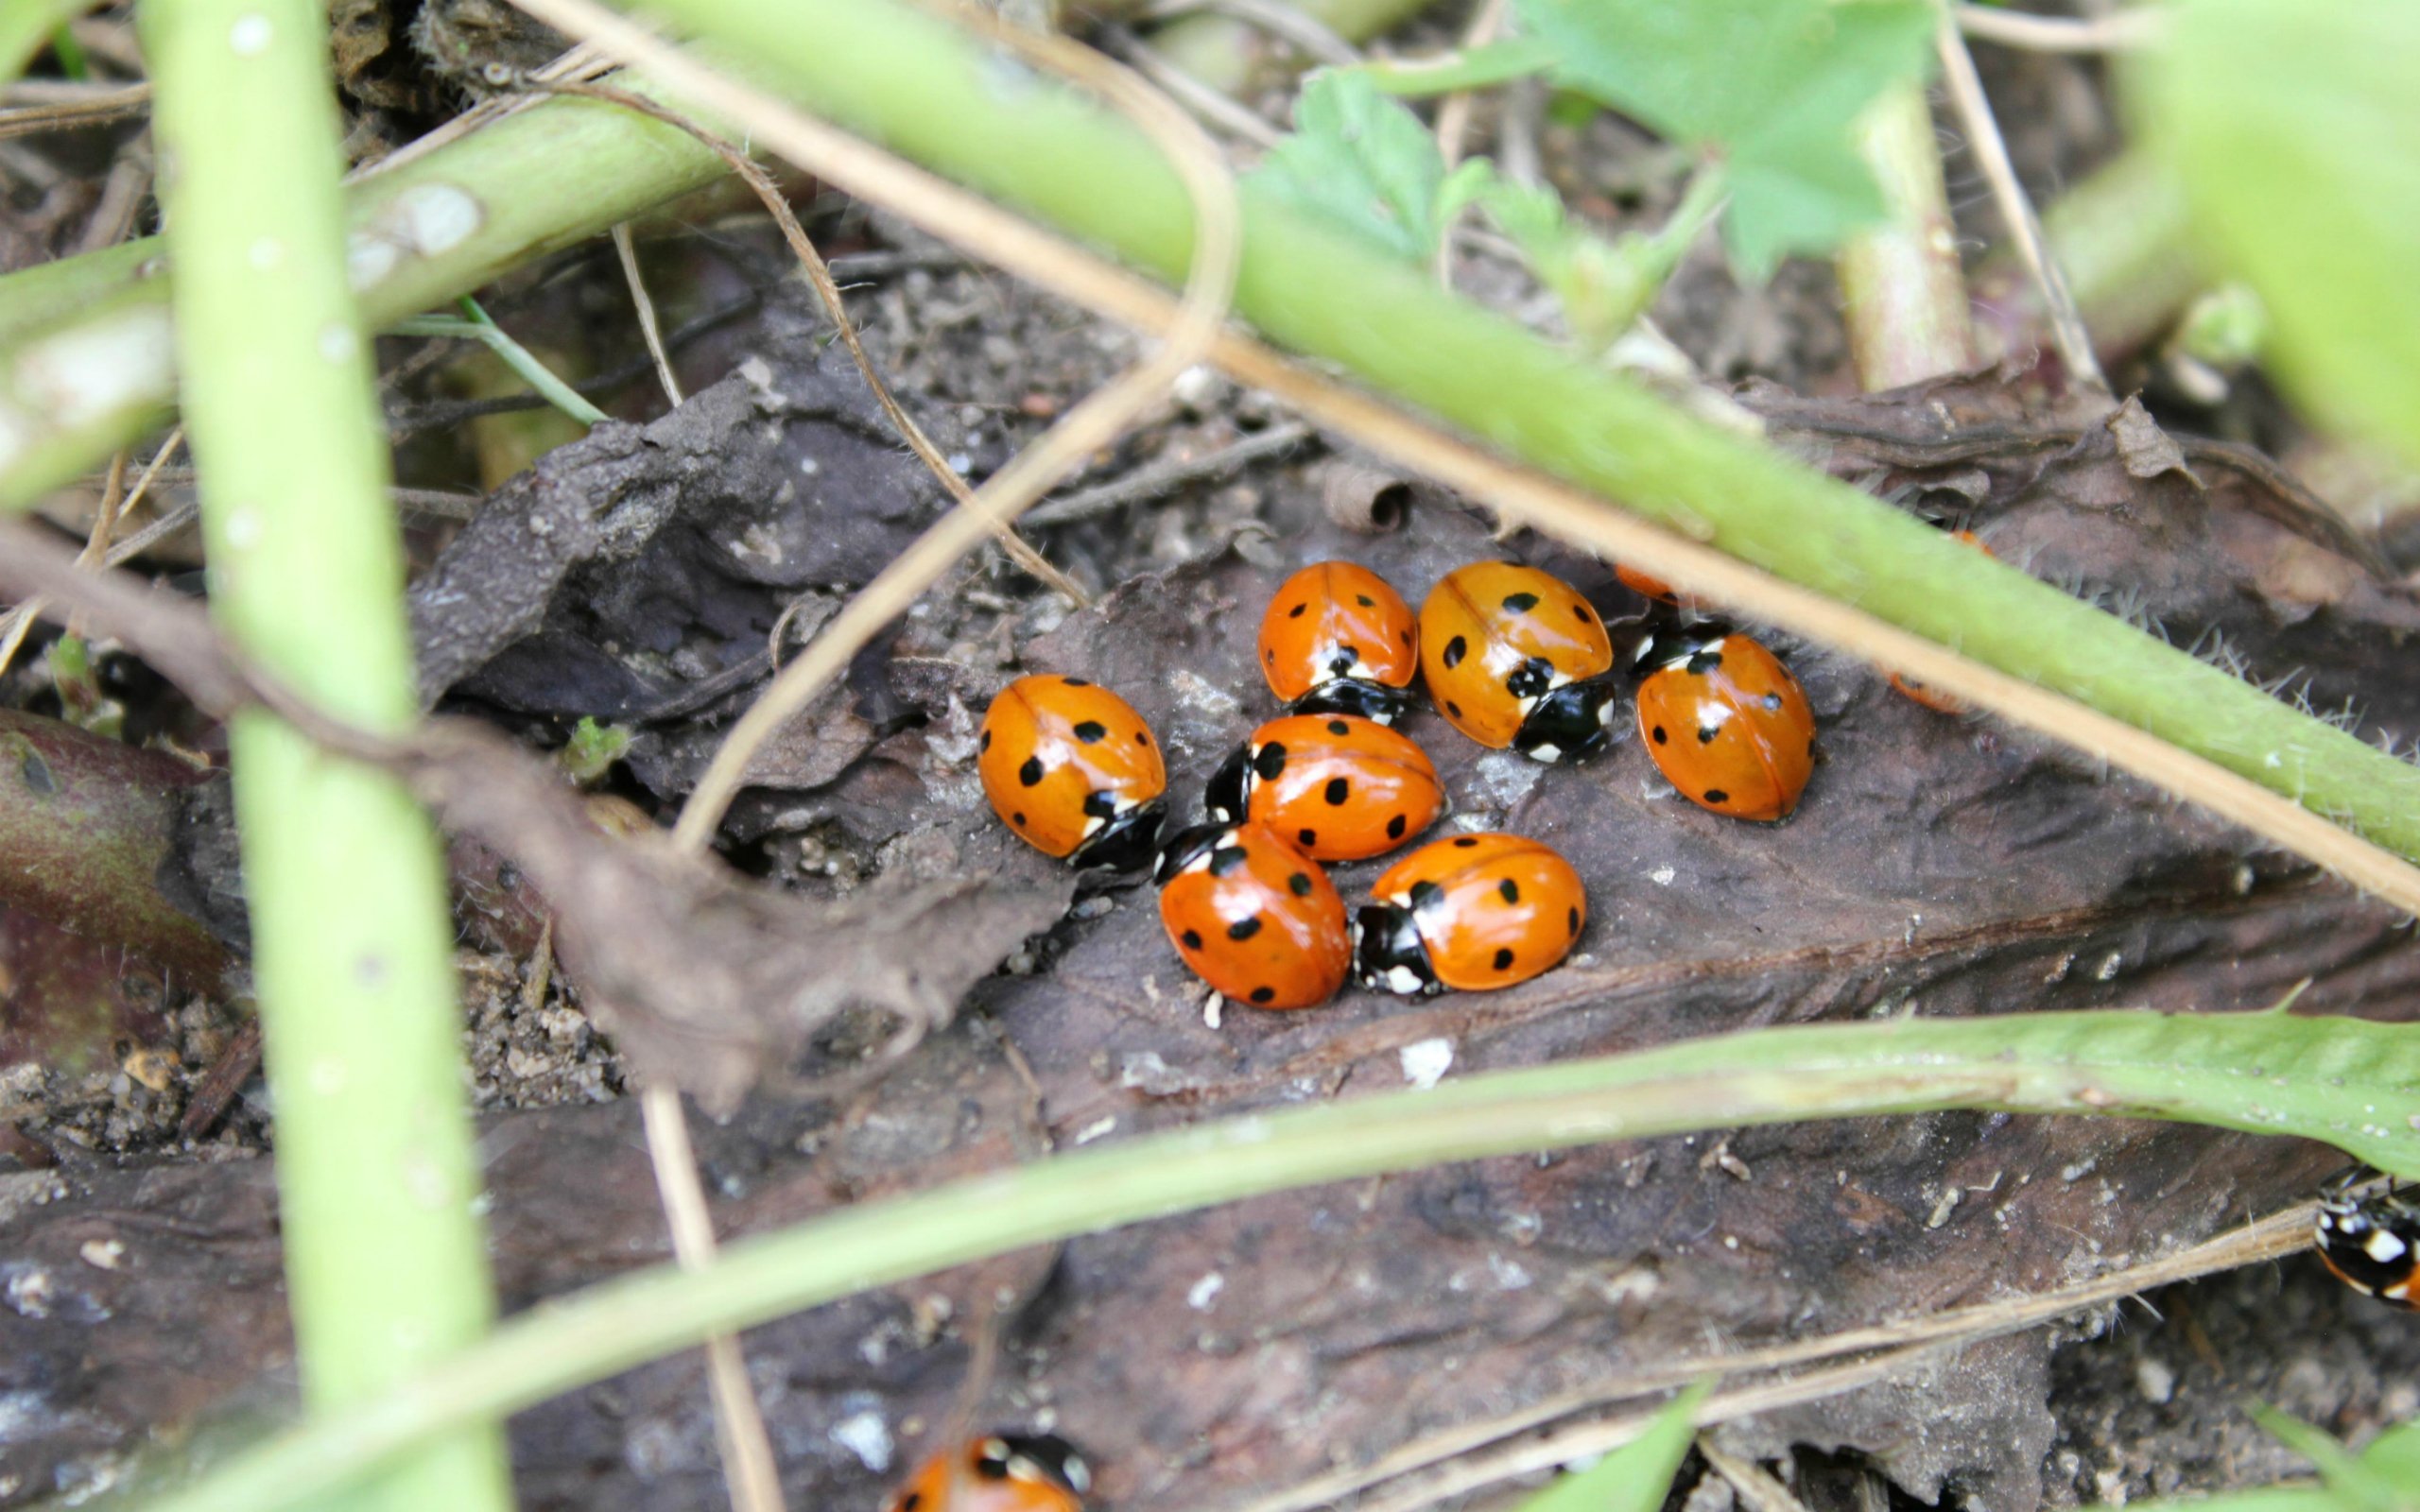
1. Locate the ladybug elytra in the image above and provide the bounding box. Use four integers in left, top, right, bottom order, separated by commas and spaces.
1634, 622, 1815, 822
1354, 832, 1586, 995
978, 675, 1167, 869
1158, 821, 1351, 1009
885, 1433, 1090, 1512
1419, 561, 1618, 763
1257, 560, 1421, 724
1205, 713, 1442, 862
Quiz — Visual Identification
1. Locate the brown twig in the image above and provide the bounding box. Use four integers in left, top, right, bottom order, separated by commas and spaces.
611, 222, 684, 407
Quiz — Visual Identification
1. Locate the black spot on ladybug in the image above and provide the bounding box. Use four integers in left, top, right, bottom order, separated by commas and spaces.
1018, 755, 1046, 786
1136, 730, 1150, 745
1445, 700, 1463, 718
1253, 743, 1288, 781
1567, 906, 1581, 936
1762, 692, 1784, 711
1651, 725, 1668, 745
901, 1494, 925, 1512
1063, 676, 1091, 686
979, 730, 992, 751
1574, 604, 1592, 622
1288, 602, 1307, 618
1181, 929, 1203, 949
1209, 845, 1248, 876
1705, 788, 1730, 804
1686, 649, 1723, 675
1082, 791, 1117, 819
1442, 635, 1467, 669
1387, 813, 1407, 839
1501, 592, 1540, 614
1324, 777, 1350, 805
1697, 725, 1720, 744
1011, 812, 1026, 827
1505, 658, 1552, 699
1299, 828, 1317, 847
1492, 947, 1515, 970
1073, 720, 1107, 743
1806, 737, 1818, 756
1409, 879, 1444, 908
1227, 917, 1263, 941
1288, 872, 1313, 897
1250, 986, 1275, 1004
1356, 593, 1374, 607
1327, 719, 1352, 736
1453, 836, 1478, 848
1266, 648, 1276, 662
1498, 878, 1520, 903
1400, 627, 1413, 644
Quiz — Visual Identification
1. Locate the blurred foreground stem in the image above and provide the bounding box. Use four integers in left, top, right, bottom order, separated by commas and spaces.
140, 1, 510, 1508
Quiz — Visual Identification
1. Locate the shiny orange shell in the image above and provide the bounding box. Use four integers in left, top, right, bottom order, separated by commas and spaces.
884, 1435, 1088, 1512
1368, 833, 1586, 991
1160, 823, 1350, 1009
1216, 713, 1442, 861
1257, 561, 1420, 704
1418, 562, 1613, 747
977, 675, 1165, 859
1889, 532, 1992, 714
1635, 633, 1816, 821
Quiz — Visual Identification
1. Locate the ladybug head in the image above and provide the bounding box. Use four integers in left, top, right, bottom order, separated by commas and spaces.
1153, 822, 1232, 885
1512, 677, 1618, 765
974, 1433, 1091, 1494
1070, 796, 1167, 874
1203, 744, 1253, 825
1352, 903, 1440, 996
1633, 618, 1734, 676
1289, 678, 1412, 725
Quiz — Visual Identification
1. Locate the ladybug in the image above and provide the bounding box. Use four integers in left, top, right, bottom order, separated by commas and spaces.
1205, 713, 1443, 862
1354, 833, 1586, 995
1891, 532, 1993, 714
1634, 622, 1816, 822
978, 675, 1166, 868
2314, 1182, 2419, 1309
1157, 822, 1350, 1008
885, 1433, 1090, 1512
1419, 561, 1618, 762
1615, 563, 1678, 604
1257, 560, 1421, 723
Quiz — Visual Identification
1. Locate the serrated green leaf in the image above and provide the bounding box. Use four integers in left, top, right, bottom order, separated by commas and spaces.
1512, 1382, 1711, 1512
1252, 69, 1477, 262
2134, 0, 2420, 474
1513, 0, 1936, 279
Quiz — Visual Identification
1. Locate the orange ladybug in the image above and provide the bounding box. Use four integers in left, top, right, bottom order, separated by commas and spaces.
1257, 560, 1421, 723
1354, 833, 1586, 994
884, 1433, 1089, 1512
1634, 623, 1816, 821
1157, 822, 1350, 1008
1418, 561, 1617, 762
1204, 713, 1442, 862
1615, 563, 1677, 603
978, 675, 1167, 868
1890, 532, 1992, 714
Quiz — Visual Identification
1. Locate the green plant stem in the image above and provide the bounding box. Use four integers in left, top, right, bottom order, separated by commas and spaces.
0, 0, 99, 86
137, 1005, 2420, 1512
138, 3, 510, 1511
644, 0, 2420, 863
1837, 80, 1977, 390
0, 80, 730, 506
390, 299, 611, 425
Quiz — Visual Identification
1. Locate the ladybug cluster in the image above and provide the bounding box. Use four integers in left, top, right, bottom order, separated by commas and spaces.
977, 557, 1827, 1012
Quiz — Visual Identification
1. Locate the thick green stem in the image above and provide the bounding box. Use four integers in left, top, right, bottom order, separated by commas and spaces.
638, 0, 2420, 861
0, 81, 729, 506
137, 1005, 2420, 1512
1836, 80, 1977, 390
139, 3, 510, 1509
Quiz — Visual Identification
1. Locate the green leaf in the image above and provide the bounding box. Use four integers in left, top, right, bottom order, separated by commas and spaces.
2135, 0, 2420, 474
1253, 69, 1486, 262
1512, 1382, 1711, 1512
1513, 0, 1936, 279
2360, 1420, 2420, 1483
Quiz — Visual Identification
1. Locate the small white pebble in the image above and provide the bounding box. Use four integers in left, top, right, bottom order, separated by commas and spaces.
1399, 1038, 1454, 1090
1186, 1271, 1225, 1311
1650, 866, 1676, 885
78, 1239, 124, 1271
2135, 1356, 2175, 1404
